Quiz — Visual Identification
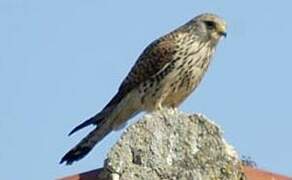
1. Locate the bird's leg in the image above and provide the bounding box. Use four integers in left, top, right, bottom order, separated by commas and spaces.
156, 103, 163, 111
153, 100, 165, 112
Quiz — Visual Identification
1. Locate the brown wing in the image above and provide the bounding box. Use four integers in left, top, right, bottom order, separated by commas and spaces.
68, 34, 178, 136
104, 34, 177, 108
121, 38, 177, 91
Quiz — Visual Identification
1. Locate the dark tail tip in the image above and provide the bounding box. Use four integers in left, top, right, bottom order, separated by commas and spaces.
68, 126, 82, 136
68, 117, 96, 136
60, 146, 92, 165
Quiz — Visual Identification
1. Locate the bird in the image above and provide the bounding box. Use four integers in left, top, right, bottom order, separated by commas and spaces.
60, 13, 227, 165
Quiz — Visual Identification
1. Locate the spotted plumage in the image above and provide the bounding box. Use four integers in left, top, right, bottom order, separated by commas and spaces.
60, 13, 227, 165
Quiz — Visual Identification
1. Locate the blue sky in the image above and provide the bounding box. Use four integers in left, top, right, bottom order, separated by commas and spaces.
1, 0, 291, 179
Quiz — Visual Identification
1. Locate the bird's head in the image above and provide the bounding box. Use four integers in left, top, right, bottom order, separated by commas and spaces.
186, 13, 227, 43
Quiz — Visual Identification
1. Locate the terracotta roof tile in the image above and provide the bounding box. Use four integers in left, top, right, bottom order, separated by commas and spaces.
59, 166, 292, 180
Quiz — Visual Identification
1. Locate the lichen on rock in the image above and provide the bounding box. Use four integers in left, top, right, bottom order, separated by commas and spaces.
104, 108, 245, 180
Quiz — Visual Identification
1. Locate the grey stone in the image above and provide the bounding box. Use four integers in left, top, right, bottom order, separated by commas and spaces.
103, 108, 245, 180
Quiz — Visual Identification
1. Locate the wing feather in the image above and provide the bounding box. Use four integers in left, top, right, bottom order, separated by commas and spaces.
103, 34, 178, 110
120, 36, 176, 93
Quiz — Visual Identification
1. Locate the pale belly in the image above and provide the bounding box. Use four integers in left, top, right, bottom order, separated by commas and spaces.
139, 64, 208, 111
162, 66, 206, 107
139, 38, 213, 111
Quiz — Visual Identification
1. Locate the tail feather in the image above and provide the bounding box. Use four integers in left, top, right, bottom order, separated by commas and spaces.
60, 122, 112, 165
68, 107, 114, 136
61, 91, 140, 165
68, 116, 96, 136
68, 92, 124, 136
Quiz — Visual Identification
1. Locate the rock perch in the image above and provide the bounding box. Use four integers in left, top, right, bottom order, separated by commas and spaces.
98, 109, 245, 180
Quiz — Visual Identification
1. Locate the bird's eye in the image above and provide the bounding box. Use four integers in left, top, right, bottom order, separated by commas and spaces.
204, 21, 215, 29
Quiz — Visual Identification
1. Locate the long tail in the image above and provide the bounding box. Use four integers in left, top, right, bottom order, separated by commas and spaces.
60, 122, 112, 165
68, 110, 110, 136
60, 91, 140, 165
68, 92, 123, 136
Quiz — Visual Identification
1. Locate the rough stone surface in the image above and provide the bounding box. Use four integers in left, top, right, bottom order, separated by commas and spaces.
104, 109, 245, 180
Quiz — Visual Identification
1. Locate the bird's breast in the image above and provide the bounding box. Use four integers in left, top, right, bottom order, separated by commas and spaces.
137, 36, 215, 110
163, 41, 214, 107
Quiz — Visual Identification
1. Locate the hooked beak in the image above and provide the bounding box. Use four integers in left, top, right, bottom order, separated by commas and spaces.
217, 24, 227, 38
219, 31, 227, 38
